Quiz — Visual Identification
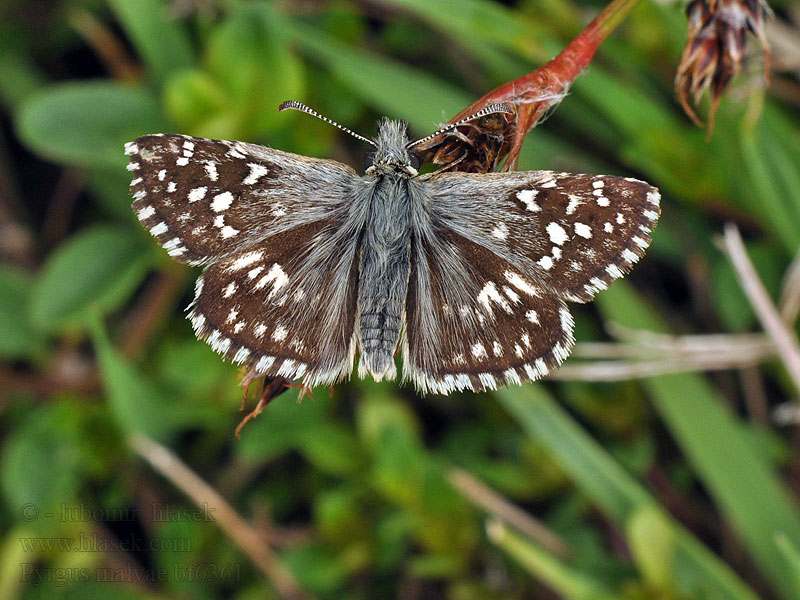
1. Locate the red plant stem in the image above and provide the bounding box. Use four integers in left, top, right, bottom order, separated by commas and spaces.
451, 0, 642, 169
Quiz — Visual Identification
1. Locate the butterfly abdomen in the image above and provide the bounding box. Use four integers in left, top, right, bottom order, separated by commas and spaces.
357, 176, 412, 381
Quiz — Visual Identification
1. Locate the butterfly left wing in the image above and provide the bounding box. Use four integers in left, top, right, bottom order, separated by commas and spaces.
402, 170, 659, 394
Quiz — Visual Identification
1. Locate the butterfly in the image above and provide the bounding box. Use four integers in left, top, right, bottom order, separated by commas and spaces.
125, 101, 660, 395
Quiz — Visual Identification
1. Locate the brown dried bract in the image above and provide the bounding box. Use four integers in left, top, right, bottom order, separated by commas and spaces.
676, 0, 771, 131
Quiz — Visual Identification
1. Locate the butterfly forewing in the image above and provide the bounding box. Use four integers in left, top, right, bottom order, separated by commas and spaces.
422, 170, 660, 303
125, 134, 358, 266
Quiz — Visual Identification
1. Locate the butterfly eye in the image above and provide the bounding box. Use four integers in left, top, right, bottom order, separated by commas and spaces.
409, 152, 421, 171
364, 150, 376, 170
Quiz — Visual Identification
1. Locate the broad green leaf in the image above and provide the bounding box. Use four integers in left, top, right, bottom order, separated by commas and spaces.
163, 68, 232, 138
91, 317, 210, 442
0, 265, 45, 359
597, 281, 800, 600
204, 3, 304, 138
0, 402, 86, 522
108, 0, 194, 84
30, 225, 150, 332
16, 81, 166, 170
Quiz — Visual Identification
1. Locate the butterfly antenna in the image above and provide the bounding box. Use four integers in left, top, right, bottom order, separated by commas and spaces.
279, 100, 377, 147
406, 103, 514, 150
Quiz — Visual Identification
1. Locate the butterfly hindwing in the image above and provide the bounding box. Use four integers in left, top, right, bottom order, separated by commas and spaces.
403, 227, 574, 394
125, 134, 359, 266
188, 218, 362, 387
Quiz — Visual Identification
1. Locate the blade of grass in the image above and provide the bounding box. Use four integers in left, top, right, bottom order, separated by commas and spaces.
497, 385, 761, 599
496, 385, 760, 600
595, 280, 800, 600
284, 20, 472, 132
486, 519, 614, 600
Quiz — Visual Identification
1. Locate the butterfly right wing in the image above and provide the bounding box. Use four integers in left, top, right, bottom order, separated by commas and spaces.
126, 134, 359, 266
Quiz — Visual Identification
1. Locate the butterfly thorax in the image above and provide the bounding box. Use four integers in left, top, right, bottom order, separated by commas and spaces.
364, 119, 419, 177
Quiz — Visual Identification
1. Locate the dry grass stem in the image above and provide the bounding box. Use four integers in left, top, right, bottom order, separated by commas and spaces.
557, 331, 775, 381
779, 245, 800, 323
448, 467, 572, 560
722, 223, 800, 395
129, 434, 312, 600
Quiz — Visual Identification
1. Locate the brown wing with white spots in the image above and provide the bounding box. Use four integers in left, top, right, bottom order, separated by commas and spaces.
125, 134, 358, 266
187, 219, 361, 387
421, 170, 660, 303
403, 229, 574, 395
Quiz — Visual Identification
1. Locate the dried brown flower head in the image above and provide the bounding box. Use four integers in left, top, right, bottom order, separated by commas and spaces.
676, 0, 771, 130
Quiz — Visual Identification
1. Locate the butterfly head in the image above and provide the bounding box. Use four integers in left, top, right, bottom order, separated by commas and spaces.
364, 118, 420, 177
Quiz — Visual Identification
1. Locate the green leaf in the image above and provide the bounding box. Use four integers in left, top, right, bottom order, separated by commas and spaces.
30, 225, 150, 332
204, 3, 304, 138
626, 505, 676, 592
0, 265, 45, 359
775, 533, 800, 593
16, 81, 166, 170
486, 520, 614, 600
108, 0, 194, 84
383, 0, 552, 62
298, 423, 363, 476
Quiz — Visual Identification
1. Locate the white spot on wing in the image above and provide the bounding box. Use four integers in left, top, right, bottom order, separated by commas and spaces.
255, 263, 289, 297
546, 222, 568, 245
505, 271, 540, 296
574, 223, 592, 238
243, 163, 269, 185
272, 325, 288, 341
211, 191, 234, 212
491, 222, 509, 240
471, 343, 487, 359
517, 189, 541, 212
188, 186, 207, 203
229, 250, 263, 271
538, 256, 554, 270
204, 161, 218, 181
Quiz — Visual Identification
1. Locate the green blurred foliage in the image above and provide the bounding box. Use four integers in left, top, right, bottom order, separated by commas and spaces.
1, 0, 799, 599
